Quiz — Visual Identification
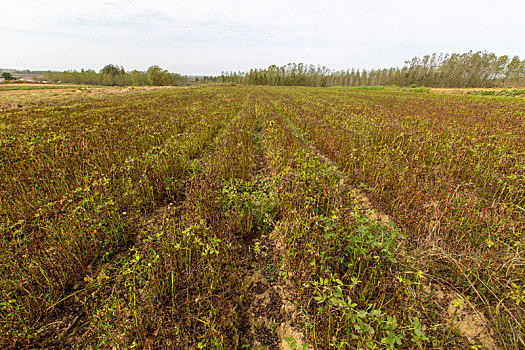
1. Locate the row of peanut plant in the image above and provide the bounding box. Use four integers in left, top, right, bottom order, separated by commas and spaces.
77, 91, 266, 348
265, 86, 525, 348
0, 86, 249, 346
257, 91, 468, 349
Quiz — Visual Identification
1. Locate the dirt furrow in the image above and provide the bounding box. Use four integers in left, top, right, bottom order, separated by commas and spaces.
238, 111, 306, 350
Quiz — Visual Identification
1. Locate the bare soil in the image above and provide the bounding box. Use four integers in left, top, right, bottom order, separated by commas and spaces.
430, 283, 499, 349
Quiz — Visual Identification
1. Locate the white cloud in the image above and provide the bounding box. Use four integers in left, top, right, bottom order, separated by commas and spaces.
1, 0, 524, 74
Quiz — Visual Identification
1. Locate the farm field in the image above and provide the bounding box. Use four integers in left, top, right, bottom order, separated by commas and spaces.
0, 86, 524, 349
0, 85, 179, 110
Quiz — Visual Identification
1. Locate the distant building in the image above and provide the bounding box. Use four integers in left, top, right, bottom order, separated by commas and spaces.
19, 77, 34, 82
0, 78, 4, 82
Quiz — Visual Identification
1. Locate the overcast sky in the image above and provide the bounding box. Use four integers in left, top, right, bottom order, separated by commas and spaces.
1, 0, 524, 75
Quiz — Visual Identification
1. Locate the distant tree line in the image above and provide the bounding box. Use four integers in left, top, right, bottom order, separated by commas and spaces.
207, 51, 525, 88
43, 64, 188, 86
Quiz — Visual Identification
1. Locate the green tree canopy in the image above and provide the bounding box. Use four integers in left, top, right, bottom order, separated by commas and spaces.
1, 72, 16, 80
100, 64, 125, 76
147, 65, 169, 85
